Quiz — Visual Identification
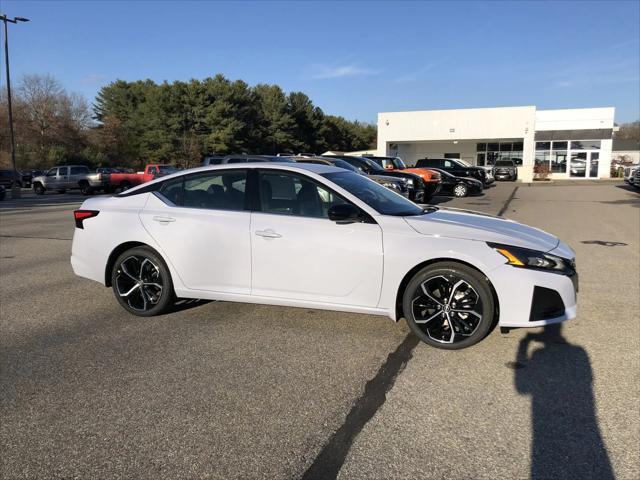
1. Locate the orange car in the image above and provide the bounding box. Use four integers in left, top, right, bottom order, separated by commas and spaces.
364, 156, 442, 192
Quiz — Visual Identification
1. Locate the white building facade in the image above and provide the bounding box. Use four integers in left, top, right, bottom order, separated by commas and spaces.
376, 106, 615, 182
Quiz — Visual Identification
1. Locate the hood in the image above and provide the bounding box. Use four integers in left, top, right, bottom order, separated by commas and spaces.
404, 207, 559, 252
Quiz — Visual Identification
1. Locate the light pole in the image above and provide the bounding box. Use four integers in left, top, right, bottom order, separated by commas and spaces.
1, 14, 29, 199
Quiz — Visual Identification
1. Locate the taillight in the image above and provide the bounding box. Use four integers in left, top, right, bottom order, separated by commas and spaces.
73, 210, 99, 229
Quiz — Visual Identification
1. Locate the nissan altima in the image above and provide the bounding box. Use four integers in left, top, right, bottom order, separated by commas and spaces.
71, 163, 577, 349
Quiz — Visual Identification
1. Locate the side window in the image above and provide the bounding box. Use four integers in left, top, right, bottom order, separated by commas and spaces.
158, 177, 183, 205
443, 160, 453, 169
58, 167, 69, 176
181, 170, 247, 211
148, 167, 158, 175
70, 166, 89, 175
259, 171, 348, 218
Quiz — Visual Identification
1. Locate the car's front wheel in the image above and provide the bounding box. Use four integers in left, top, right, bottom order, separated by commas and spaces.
403, 261, 495, 349
453, 183, 468, 197
111, 246, 175, 316
33, 183, 45, 195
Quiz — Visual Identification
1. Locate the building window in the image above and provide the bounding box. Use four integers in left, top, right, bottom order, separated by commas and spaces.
552, 141, 568, 150
444, 153, 461, 159
571, 140, 600, 150
536, 141, 551, 151
477, 141, 524, 166
550, 151, 567, 173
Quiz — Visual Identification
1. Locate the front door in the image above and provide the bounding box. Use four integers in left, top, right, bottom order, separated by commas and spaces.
250, 170, 383, 307
57, 166, 70, 188
570, 152, 599, 178
139, 169, 252, 294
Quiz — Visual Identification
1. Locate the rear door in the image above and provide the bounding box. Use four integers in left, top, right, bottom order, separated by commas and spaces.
69, 166, 89, 188
139, 169, 252, 294
250, 169, 383, 307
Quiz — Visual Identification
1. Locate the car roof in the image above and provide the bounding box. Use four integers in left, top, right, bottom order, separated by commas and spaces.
123, 162, 346, 195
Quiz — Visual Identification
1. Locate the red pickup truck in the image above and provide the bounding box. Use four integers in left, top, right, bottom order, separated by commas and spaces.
107, 164, 179, 191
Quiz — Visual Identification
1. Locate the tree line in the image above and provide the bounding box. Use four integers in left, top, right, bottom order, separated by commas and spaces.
0, 73, 377, 170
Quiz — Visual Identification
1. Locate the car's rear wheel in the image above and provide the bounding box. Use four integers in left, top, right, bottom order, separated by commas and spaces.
403, 261, 495, 350
80, 182, 93, 195
453, 183, 468, 197
112, 246, 175, 316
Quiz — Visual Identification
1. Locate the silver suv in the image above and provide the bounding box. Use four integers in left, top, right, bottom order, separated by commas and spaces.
32, 166, 107, 195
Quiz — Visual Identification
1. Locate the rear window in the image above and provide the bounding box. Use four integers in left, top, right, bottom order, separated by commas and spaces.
495, 160, 514, 167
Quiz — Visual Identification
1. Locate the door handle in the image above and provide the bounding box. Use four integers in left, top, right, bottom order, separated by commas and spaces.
152, 215, 176, 224
255, 229, 282, 239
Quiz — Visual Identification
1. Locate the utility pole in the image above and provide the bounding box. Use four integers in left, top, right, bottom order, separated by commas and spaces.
1, 14, 29, 199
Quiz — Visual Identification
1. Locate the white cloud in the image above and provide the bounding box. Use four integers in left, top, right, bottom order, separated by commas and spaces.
309, 64, 380, 79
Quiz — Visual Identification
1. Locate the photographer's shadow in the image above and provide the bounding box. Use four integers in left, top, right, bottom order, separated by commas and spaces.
514, 323, 614, 479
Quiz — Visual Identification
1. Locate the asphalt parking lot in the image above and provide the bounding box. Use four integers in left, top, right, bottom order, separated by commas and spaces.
1, 182, 639, 479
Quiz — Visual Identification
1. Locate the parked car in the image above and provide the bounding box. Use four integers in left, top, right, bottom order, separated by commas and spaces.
106, 164, 179, 191
633, 168, 640, 189
294, 156, 411, 198
492, 160, 518, 181
428, 168, 483, 197
19, 170, 39, 188
362, 156, 443, 200
0, 169, 19, 189
31, 166, 107, 195
623, 166, 638, 184
0, 184, 5, 201
326, 155, 434, 203
71, 163, 578, 350
415, 158, 494, 186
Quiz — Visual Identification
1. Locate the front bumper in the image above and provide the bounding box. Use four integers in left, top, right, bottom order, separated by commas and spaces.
489, 263, 577, 328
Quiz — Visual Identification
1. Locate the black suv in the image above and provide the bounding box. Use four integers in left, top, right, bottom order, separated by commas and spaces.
415, 158, 493, 185
325, 155, 431, 203
492, 159, 518, 181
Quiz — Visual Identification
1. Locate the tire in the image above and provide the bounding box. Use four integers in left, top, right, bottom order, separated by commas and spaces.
402, 261, 495, 350
80, 183, 93, 195
111, 246, 175, 317
33, 183, 45, 195
453, 183, 468, 197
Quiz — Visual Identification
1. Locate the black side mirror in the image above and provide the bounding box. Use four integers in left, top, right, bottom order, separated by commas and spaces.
328, 204, 361, 224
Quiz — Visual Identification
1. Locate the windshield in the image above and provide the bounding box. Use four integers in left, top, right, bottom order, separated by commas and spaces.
323, 171, 425, 216
158, 166, 179, 174
390, 157, 407, 169
329, 159, 359, 172
495, 160, 514, 166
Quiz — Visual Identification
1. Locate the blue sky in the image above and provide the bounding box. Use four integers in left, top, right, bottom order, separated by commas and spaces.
3, 0, 639, 123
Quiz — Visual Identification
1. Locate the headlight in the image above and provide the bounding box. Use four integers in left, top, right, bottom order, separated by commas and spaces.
487, 242, 572, 273
382, 181, 400, 190
405, 178, 414, 187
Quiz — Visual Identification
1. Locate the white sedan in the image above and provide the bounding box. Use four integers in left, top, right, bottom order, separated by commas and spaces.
71, 163, 577, 349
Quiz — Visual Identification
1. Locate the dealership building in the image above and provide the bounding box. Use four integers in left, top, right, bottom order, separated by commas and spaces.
375, 106, 615, 182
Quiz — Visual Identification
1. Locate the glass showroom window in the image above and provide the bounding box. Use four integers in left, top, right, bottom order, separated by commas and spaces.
477, 141, 523, 166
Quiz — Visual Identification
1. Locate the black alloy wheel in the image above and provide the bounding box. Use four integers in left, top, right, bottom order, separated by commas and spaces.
112, 246, 174, 316
403, 262, 495, 349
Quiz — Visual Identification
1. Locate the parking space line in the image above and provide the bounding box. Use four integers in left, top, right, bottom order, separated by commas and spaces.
302, 334, 420, 480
